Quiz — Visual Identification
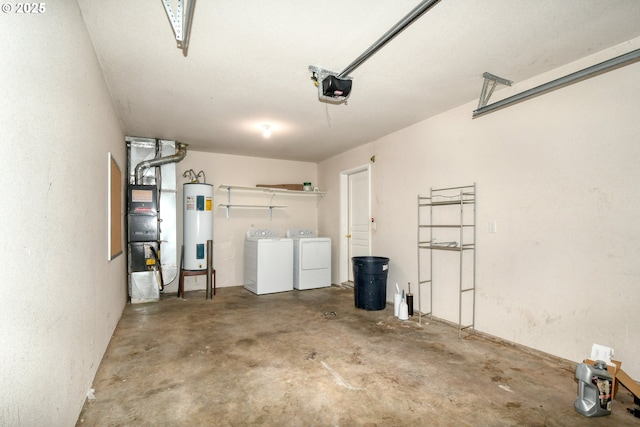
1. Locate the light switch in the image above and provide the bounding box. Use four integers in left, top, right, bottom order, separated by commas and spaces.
489, 221, 497, 233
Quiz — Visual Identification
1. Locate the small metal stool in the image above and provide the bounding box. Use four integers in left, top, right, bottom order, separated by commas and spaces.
177, 241, 216, 299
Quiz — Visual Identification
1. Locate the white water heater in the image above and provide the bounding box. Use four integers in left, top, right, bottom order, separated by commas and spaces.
183, 183, 213, 270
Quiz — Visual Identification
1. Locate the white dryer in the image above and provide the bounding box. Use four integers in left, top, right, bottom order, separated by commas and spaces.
286, 229, 331, 290
244, 229, 293, 295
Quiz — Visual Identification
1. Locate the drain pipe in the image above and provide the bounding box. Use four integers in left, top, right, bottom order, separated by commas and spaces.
135, 142, 188, 184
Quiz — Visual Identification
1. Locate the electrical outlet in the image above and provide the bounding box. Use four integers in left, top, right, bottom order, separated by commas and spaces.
489, 221, 497, 233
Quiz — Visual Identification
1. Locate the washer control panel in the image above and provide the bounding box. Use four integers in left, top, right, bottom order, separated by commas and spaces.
286, 229, 317, 238
246, 228, 279, 239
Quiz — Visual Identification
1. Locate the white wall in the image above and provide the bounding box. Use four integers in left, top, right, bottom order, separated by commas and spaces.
0, 3, 127, 425
319, 38, 640, 378
175, 152, 319, 291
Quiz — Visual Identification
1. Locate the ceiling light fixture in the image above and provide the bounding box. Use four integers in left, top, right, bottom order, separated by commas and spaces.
262, 125, 271, 138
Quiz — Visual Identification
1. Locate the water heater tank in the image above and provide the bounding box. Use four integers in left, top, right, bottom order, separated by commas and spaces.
183, 183, 214, 270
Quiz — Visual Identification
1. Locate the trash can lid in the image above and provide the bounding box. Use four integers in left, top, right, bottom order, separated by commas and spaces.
352, 256, 389, 263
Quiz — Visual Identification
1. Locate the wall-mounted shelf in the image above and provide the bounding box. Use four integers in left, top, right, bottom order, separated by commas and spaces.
217, 203, 286, 220
217, 185, 324, 220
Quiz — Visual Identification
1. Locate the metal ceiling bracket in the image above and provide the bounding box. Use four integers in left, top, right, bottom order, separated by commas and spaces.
161, 0, 196, 54
477, 72, 513, 109
473, 48, 640, 118
308, 65, 353, 104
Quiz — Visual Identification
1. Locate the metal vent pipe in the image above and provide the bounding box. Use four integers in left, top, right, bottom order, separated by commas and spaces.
135, 142, 188, 184
338, 0, 441, 78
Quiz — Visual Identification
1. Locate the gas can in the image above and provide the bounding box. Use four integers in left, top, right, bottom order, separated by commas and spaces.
574, 360, 613, 417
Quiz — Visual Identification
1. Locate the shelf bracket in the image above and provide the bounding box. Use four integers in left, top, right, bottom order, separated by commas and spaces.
225, 186, 231, 220
477, 72, 513, 109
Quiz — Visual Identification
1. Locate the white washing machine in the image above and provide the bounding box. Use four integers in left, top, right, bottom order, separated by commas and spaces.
286, 229, 331, 290
244, 229, 293, 295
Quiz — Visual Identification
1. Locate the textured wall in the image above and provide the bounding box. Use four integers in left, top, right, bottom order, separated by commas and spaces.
0, 2, 127, 425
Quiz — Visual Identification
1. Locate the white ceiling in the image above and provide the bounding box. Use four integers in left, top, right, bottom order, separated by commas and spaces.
78, 0, 640, 162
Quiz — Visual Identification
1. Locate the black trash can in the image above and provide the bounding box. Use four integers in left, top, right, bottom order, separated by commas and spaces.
352, 256, 389, 310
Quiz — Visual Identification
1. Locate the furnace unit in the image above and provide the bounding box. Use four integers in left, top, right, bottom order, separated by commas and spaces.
126, 137, 187, 303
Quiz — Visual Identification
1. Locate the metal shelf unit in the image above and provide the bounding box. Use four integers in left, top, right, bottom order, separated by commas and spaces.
417, 183, 476, 338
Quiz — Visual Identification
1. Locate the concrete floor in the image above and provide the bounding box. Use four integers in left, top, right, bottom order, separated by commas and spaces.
77, 286, 638, 426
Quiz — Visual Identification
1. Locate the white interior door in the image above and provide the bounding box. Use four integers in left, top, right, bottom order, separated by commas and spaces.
347, 169, 370, 282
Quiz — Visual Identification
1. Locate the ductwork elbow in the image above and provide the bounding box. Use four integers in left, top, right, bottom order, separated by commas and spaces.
135, 142, 188, 184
